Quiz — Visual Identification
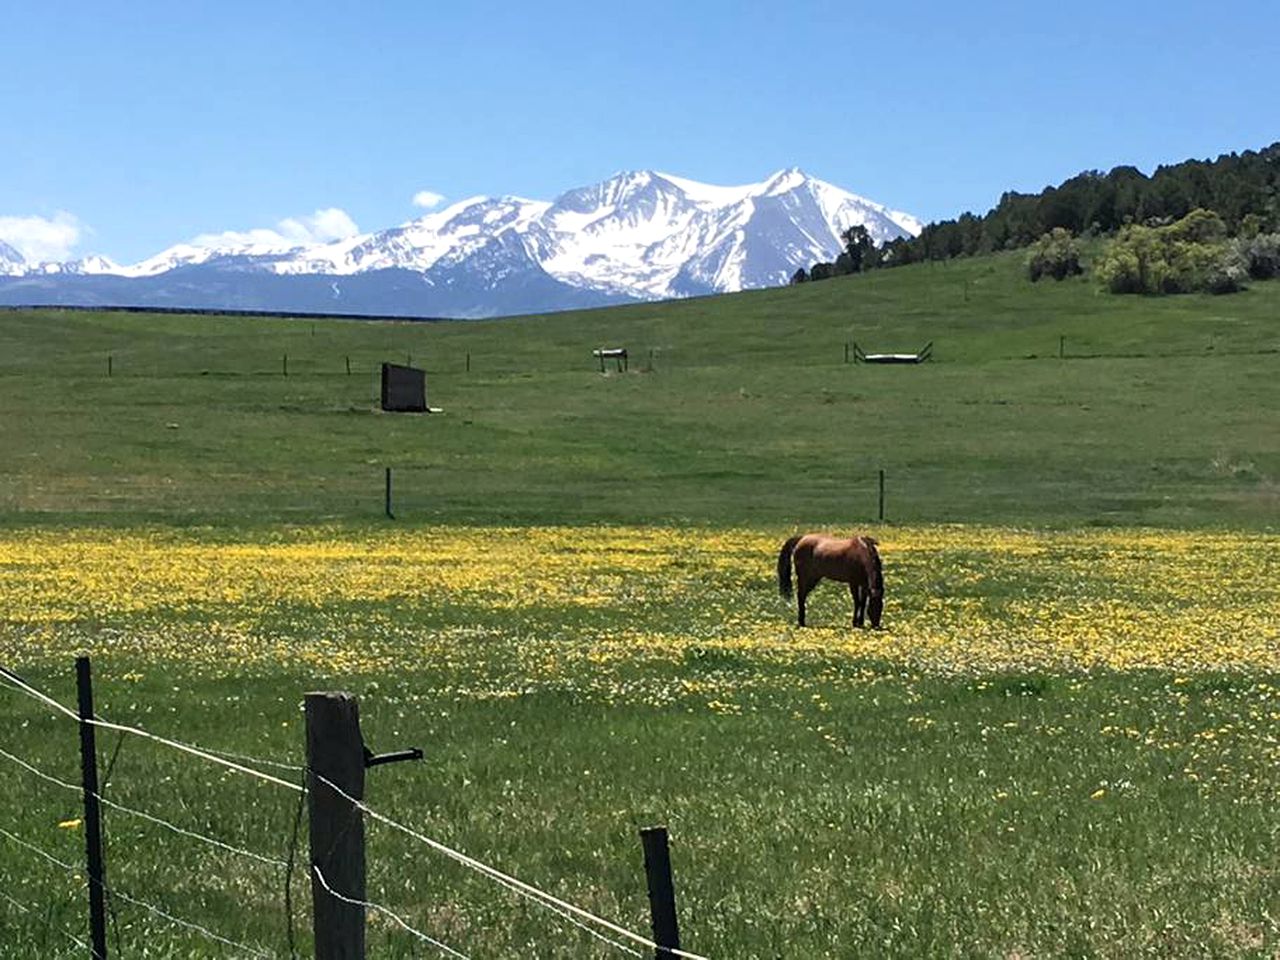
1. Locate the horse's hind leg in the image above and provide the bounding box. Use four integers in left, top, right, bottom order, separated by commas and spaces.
851, 583, 866, 628
797, 575, 818, 627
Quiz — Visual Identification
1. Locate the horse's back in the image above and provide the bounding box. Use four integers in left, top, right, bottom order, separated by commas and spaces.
795, 533, 872, 584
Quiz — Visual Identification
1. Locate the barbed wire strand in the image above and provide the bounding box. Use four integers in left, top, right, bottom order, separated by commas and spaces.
0, 883, 94, 953
201, 745, 303, 773
0, 666, 302, 793
0, 746, 287, 868
102, 883, 276, 959
0, 825, 82, 875
310, 771, 708, 960
312, 863, 472, 960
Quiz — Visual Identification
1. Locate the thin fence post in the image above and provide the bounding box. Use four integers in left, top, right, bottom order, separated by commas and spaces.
76, 656, 109, 960
305, 692, 366, 960
639, 826, 682, 959
107, 355, 112, 377
844, 342, 849, 364
384, 467, 394, 520
283, 353, 289, 377
1059, 335, 1065, 360
878, 469, 885, 522
346, 356, 351, 376
465, 352, 470, 373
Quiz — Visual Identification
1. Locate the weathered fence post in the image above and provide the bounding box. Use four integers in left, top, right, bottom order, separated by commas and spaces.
306, 692, 366, 960
1059, 335, 1065, 360
639, 826, 682, 959
76, 656, 109, 960
844, 342, 850, 364
878, 469, 885, 522
384, 467, 394, 520
283, 353, 289, 377
346, 356, 351, 376
466, 351, 471, 373
107, 355, 112, 377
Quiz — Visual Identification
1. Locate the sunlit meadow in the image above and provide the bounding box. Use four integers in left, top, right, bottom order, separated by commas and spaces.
2, 524, 1279, 957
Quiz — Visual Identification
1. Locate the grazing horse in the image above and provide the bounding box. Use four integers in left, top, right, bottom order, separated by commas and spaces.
777, 534, 883, 628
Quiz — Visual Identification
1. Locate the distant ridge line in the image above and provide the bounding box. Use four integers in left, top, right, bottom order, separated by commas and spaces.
0, 304, 455, 324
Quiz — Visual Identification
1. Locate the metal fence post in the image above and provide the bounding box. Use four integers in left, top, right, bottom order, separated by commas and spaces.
639, 826, 682, 958
76, 656, 109, 960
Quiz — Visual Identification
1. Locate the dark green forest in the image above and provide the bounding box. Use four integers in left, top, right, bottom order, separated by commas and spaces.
796, 141, 1280, 282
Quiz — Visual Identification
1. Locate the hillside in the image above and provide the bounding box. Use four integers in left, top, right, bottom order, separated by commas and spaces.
1, 250, 1277, 528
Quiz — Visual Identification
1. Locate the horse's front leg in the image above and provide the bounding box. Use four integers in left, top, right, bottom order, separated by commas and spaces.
851, 583, 866, 627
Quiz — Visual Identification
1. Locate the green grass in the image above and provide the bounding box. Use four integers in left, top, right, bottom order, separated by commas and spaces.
1, 256, 1278, 957
1, 252, 1276, 528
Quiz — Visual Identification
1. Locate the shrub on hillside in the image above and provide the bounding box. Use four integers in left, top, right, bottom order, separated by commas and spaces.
1027, 228, 1083, 281
1235, 232, 1280, 279
1095, 209, 1247, 295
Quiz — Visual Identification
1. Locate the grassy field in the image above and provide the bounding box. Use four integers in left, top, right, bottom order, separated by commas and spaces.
1, 257, 1278, 957
0, 251, 1276, 527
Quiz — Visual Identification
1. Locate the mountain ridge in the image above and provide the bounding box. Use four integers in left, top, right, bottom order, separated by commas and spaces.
0, 169, 920, 318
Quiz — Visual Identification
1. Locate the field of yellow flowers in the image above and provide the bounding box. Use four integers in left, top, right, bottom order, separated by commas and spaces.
3, 524, 1277, 679
2, 524, 1278, 957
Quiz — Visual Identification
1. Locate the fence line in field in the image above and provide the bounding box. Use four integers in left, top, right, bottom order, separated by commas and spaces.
1, 664, 706, 959
0, 663, 303, 792
1, 802, 280, 958
309, 769, 708, 960
0, 745, 289, 868
1, 742, 476, 959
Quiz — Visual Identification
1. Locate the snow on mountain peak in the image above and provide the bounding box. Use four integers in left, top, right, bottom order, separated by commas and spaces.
5, 169, 921, 311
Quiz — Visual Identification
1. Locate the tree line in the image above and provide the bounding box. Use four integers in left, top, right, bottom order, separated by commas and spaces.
792, 141, 1280, 283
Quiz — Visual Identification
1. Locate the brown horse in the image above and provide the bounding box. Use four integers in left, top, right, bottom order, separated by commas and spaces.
777, 534, 883, 628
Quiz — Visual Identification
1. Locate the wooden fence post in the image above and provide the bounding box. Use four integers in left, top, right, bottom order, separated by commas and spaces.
76, 656, 109, 960
1059, 335, 1065, 360
305, 692, 366, 960
384, 467, 394, 520
639, 826, 682, 958
283, 353, 289, 377
466, 352, 471, 373
107, 355, 112, 377
346, 356, 351, 376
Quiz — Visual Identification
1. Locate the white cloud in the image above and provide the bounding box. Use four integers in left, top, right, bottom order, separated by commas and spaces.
412, 190, 445, 210
190, 208, 360, 251
0, 212, 83, 262
279, 208, 361, 243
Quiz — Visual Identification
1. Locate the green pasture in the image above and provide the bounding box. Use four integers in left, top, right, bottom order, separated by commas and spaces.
0, 252, 1276, 528
1, 256, 1278, 957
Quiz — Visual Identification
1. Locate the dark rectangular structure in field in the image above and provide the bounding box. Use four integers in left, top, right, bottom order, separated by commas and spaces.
380, 363, 427, 412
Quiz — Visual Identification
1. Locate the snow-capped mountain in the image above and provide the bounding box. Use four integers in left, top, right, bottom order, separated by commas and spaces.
0, 239, 25, 276
0, 170, 920, 318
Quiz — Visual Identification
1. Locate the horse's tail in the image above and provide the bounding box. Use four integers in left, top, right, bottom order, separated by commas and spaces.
777, 536, 802, 598
868, 539, 884, 597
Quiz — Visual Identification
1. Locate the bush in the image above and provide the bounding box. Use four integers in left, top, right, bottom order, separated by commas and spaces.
1235, 232, 1280, 279
1027, 228, 1083, 281
1095, 209, 1246, 295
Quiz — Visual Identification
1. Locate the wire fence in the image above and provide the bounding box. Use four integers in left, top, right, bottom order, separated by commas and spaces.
0, 661, 710, 959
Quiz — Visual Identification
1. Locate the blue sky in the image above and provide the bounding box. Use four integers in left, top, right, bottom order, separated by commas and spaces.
2, 0, 1276, 263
